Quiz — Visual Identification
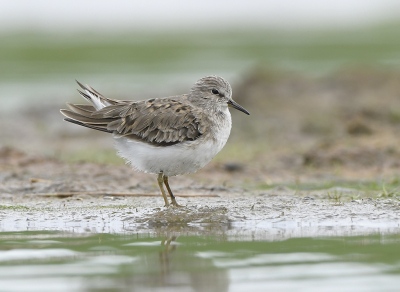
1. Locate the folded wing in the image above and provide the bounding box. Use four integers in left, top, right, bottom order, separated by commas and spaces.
60, 83, 209, 146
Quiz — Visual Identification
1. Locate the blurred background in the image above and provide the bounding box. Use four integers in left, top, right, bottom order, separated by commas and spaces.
3, 4, 400, 290
2, 0, 400, 187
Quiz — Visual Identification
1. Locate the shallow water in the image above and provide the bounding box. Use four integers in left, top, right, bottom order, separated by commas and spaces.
0, 231, 400, 292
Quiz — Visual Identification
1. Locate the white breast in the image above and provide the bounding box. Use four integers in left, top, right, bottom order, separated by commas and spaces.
113, 108, 232, 177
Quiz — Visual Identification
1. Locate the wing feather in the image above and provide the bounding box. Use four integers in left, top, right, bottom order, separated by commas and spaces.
61, 92, 209, 146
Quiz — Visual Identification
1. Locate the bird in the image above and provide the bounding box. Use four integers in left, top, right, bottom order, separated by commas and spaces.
60, 76, 249, 207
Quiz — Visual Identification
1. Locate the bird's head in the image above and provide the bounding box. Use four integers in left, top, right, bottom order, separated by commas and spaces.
189, 75, 249, 115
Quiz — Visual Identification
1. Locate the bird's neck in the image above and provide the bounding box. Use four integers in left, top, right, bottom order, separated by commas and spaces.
211, 106, 232, 148
189, 97, 223, 114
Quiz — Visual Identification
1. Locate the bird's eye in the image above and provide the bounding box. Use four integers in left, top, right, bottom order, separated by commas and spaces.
212, 89, 219, 95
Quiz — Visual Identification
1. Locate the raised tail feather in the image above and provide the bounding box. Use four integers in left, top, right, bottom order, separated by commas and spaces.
60, 80, 121, 133
75, 80, 114, 110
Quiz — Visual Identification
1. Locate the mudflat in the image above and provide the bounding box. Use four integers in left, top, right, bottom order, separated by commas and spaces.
1, 146, 399, 238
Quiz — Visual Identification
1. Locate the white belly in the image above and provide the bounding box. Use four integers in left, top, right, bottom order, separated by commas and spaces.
113, 109, 232, 176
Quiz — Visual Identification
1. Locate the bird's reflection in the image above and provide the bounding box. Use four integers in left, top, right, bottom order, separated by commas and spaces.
158, 235, 178, 285
121, 234, 229, 292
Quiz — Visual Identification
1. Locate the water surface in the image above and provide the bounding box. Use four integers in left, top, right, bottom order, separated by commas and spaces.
1, 231, 399, 292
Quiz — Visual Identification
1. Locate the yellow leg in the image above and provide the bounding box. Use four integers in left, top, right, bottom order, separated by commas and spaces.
163, 176, 183, 207
157, 173, 170, 207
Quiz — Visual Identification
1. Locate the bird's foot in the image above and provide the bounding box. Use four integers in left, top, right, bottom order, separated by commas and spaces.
171, 199, 183, 207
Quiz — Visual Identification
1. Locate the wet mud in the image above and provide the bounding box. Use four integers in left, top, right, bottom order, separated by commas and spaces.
1, 148, 400, 239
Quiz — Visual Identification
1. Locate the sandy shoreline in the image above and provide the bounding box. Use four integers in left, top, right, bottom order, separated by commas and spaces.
0, 147, 399, 239
1, 186, 400, 239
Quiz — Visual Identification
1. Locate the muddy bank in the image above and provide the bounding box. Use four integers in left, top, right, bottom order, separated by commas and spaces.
0, 148, 399, 239
1, 188, 400, 239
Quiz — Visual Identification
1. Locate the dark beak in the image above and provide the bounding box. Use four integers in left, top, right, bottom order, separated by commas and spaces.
227, 100, 250, 115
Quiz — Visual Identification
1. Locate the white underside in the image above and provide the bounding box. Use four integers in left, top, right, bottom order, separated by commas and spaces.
82, 88, 233, 176
113, 108, 232, 176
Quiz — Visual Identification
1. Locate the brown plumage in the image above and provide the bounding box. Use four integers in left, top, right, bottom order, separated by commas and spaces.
60, 76, 249, 207
61, 82, 210, 146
